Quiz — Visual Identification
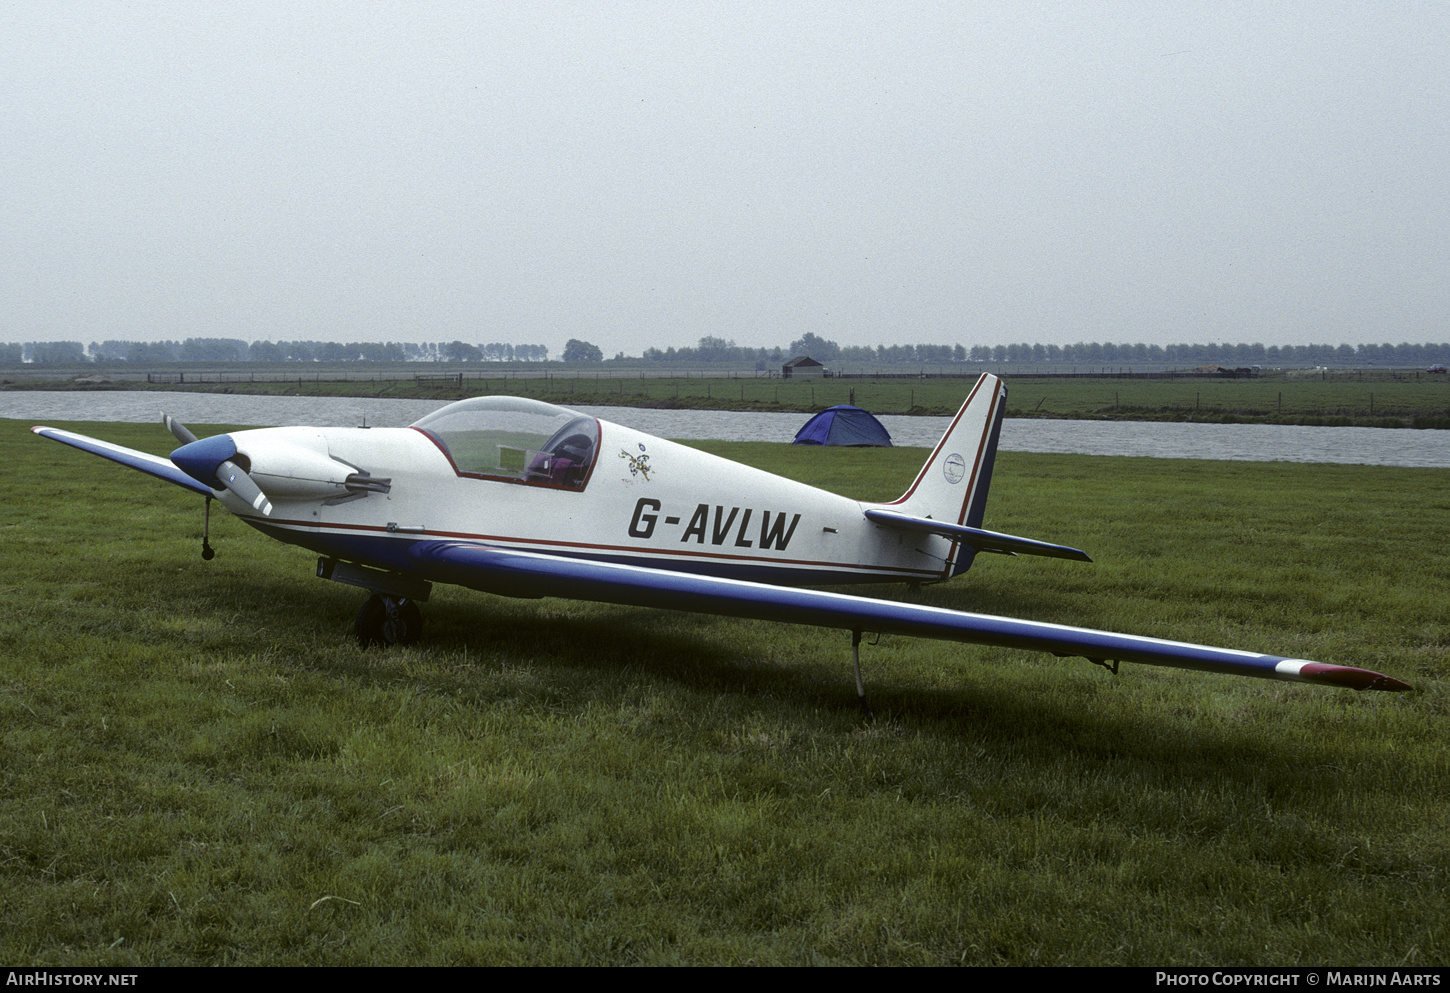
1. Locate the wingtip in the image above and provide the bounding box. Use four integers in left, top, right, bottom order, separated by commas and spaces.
1283, 661, 1412, 692
1371, 675, 1415, 693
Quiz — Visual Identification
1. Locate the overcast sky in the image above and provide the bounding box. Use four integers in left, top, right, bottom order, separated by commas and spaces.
5, 1, 1447, 356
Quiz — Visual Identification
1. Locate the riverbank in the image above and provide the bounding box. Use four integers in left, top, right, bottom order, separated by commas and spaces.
5, 372, 1448, 427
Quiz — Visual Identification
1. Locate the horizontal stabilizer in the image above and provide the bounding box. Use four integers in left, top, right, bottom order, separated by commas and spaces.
409, 542, 1408, 692
864, 508, 1092, 562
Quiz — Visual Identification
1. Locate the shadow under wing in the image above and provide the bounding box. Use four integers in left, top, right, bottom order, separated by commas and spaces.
409, 541, 1408, 692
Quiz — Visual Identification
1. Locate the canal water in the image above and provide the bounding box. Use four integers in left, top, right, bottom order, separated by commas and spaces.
4, 391, 1447, 467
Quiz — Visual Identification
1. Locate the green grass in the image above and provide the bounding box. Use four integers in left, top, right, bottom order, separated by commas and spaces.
998, 373, 1450, 426
2, 420, 1447, 965
9, 367, 1450, 425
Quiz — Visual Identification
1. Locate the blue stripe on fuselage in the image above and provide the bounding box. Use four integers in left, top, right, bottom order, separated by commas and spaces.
248, 519, 933, 589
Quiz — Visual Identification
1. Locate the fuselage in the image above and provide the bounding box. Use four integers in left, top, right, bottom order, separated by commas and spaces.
212, 399, 959, 589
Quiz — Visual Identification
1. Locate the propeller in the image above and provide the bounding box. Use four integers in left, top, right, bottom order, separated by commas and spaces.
164, 413, 274, 517
163, 413, 198, 446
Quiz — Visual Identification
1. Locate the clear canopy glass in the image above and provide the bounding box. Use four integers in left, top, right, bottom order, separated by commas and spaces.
411, 396, 598, 489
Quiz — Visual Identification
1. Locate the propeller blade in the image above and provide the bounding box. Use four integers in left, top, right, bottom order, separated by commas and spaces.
163, 413, 198, 446
217, 459, 273, 516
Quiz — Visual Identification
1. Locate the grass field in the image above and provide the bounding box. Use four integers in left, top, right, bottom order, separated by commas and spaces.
2, 419, 1447, 965
487, 371, 1450, 425
8, 367, 1450, 425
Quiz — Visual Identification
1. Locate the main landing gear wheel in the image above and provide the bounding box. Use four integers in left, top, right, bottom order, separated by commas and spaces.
355, 594, 423, 648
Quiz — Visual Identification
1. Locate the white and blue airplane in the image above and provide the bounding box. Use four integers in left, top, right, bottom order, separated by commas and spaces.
32, 373, 1410, 710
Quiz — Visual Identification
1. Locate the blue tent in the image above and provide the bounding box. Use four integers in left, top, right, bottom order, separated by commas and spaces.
792, 406, 893, 447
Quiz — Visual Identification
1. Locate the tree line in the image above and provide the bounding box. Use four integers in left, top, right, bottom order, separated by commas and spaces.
961, 341, 1450, 367
4, 339, 550, 364
5, 335, 1448, 367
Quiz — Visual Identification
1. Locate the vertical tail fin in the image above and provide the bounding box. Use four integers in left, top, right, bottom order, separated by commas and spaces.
884, 373, 1006, 528
864, 374, 1089, 575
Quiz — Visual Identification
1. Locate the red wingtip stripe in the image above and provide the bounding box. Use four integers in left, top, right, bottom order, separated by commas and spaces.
1298, 663, 1412, 692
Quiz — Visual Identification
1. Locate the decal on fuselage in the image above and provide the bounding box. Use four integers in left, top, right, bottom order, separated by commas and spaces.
619, 449, 653, 480
628, 498, 802, 551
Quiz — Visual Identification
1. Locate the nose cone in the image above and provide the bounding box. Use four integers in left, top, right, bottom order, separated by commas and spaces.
170, 434, 237, 487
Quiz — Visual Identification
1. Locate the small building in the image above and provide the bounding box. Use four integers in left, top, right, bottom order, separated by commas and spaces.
782, 355, 825, 378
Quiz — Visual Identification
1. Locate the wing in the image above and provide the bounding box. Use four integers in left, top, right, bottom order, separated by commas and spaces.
409, 542, 1409, 692
31, 425, 214, 497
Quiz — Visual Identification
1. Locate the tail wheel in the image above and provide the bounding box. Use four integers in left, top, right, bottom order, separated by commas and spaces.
355, 594, 423, 648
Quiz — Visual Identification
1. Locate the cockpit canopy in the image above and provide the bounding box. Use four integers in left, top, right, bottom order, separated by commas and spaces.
411, 397, 598, 490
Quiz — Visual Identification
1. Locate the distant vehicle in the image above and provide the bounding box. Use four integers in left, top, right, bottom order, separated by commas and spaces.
1429, 364, 1447, 374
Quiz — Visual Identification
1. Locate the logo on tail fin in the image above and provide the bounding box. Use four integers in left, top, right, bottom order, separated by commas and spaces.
943, 453, 966, 484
